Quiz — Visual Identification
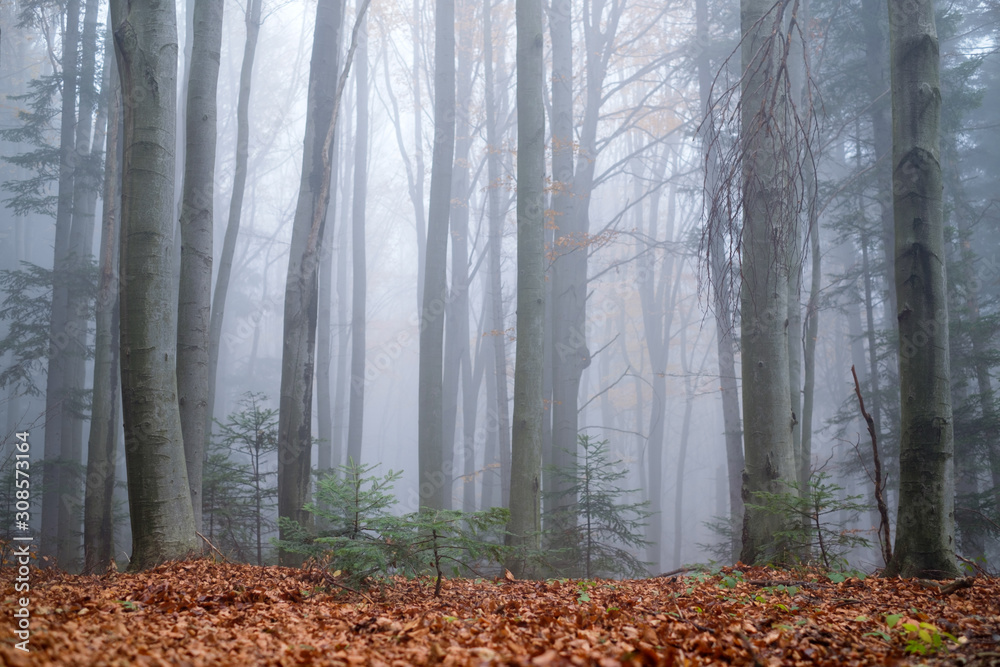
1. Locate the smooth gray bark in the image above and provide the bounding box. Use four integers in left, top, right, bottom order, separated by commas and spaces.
884, 0, 959, 579
110, 0, 199, 570
83, 45, 121, 574
177, 0, 224, 532
417, 0, 456, 511
546, 0, 582, 520
346, 5, 367, 467
738, 0, 796, 565
443, 4, 475, 510
333, 119, 355, 471
277, 0, 350, 563
345, 4, 367, 468
317, 9, 343, 474
504, 0, 545, 579
482, 0, 511, 510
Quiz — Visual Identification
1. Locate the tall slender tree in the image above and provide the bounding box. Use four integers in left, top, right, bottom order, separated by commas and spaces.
177, 0, 224, 532
276, 0, 345, 562
40, 0, 80, 566
505, 0, 545, 579
346, 0, 368, 467
417, 0, 456, 511
443, 0, 476, 510
83, 37, 121, 574
317, 15, 344, 474
482, 0, 511, 510
737, 0, 797, 565
110, 0, 198, 570
205, 0, 263, 456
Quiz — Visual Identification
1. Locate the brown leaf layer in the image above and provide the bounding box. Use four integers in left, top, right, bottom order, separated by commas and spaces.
3, 561, 999, 666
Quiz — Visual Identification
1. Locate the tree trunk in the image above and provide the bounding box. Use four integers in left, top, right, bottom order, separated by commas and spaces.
206, 0, 262, 456
700, 0, 745, 555
41, 0, 80, 566
84, 42, 121, 574
637, 155, 676, 572
346, 3, 367, 467
548, 0, 586, 514
505, 0, 545, 579
316, 136, 338, 473
861, 0, 898, 330
332, 128, 354, 470
417, 0, 456, 511
738, 0, 796, 566
800, 192, 821, 492
482, 0, 511, 509
443, 3, 475, 509
277, 0, 349, 563
412, 0, 428, 314
177, 0, 224, 533
110, 0, 199, 570
884, 0, 959, 579
673, 313, 699, 569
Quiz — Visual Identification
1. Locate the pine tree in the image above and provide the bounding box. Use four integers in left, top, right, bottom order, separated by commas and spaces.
546, 435, 652, 579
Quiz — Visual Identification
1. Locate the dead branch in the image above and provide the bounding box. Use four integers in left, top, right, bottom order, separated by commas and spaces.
656, 567, 694, 578
915, 578, 974, 596
196, 531, 231, 564
851, 365, 892, 566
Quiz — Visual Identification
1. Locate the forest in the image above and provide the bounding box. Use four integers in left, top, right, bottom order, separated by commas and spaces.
1, 0, 999, 661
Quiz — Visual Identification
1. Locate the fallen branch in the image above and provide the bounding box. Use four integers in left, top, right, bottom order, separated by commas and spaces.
915, 578, 974, 596
656, 567, 694, 578
196, 531, 230, 564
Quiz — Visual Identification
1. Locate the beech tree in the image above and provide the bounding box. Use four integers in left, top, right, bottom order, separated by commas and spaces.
205, 0, 263, 462
40, 0, 80, 566
482, 0, 512, 510
110, 0, 198, 570
505, 0, 545, 579
83, 33, 121, 574
277, 0, 368, 563
276, 0, 345, 562
417, 0, 456, 511
347, 0, 368, 467
735, 0, 797, 565
884, 0, 960, 579
177, 0, 224, 532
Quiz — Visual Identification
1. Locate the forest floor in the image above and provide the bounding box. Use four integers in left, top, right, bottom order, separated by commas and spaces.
2, 559, 999, 666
